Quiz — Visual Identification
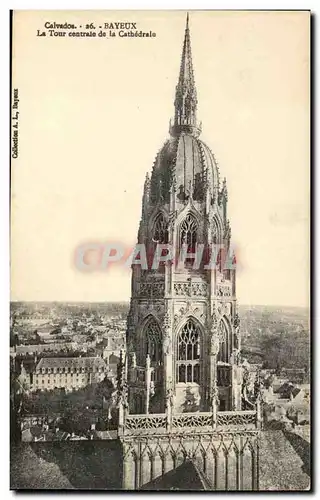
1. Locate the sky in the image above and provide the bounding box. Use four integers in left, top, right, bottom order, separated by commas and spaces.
11, 10, 310, 307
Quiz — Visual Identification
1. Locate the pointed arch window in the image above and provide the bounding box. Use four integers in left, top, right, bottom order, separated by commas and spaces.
153, 213, 169, 244
180, 214, 198, 253
217, 320, 230, 364
176, 319, 201, 384
145, 318, 162, 363
144, 318, 163, 385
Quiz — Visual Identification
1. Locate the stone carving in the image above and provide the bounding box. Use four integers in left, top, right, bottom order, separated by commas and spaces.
216, 284, 232, 298
163, 309, 171, 330
233, 313, 240, 331
118, 379, 128, 410
126, 337, 134, 353
138, 301, 164, 323
168, 210, 176, 228
230, 348, 240, 365
254, 371, 264, 402
146, 354, 151, 370
173, 301, 205, 328
149, 380, 155, 397
218, 321, 227, 342
224, 219, 231, 241
209, 335, 220, 356
173, 314, 180, 328
139, 282, 165, 298
218, 179, 227, 207
174, 282, 190, 296
217, 412, 256, 428
211, 309, 218, 327
166, 378, 175, 423
216, 302, 231, 317
210, 384, 220, 409
174, 281, 208, 297
166, 379, 174, 409
131, 352, 137, 368
163, 332, 171, 356
162, 310, 172, 355
192, 282, 208, 297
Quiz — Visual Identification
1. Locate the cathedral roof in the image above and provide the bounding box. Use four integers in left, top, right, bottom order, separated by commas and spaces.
151, 134, 220, 201
140, 459, 212, 490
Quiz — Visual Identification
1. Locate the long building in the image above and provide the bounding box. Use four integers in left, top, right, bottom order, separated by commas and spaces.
31, 356, 107, 391
15, 343, 81, 355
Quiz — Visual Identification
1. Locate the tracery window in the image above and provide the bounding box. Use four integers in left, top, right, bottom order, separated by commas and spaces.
144, 318, 163, 383
217, 320, 229, 364
180, 214, 198, 252
153, 213, 169, 244
146, 320, 161, 362
176, 319, 201, 384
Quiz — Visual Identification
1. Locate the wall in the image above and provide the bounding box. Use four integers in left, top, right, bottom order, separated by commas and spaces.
122, 433, 259, 490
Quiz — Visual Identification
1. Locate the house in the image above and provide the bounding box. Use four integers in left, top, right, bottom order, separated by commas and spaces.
276, 383, 307, 403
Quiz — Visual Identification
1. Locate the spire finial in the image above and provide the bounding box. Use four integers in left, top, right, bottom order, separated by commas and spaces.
170, 13, 201, 138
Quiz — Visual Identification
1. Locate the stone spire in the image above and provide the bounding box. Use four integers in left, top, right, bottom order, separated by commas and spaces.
170, 13, 201, 138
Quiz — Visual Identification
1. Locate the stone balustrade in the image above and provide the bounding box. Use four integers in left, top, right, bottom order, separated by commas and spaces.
123, 409, 259, 436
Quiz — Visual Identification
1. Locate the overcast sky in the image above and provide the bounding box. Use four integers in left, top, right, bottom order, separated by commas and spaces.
11, 10, 309, 307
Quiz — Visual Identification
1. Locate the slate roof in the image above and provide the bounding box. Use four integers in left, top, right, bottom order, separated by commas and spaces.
36, 357, 106, 371
140, 460, 212, 491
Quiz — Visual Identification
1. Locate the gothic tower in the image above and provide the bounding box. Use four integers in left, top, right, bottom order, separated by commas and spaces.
127, 13, 241, 416
118, 14, 260, 491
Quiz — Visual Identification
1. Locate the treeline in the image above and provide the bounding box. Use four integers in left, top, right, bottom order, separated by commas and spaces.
260, 329, 310, 374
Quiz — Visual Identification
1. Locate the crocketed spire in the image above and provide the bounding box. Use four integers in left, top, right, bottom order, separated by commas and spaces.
170, 13, 201, 138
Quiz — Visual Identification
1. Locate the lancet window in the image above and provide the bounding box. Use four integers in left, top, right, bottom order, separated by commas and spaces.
180, 213, 198, 252
217, 320, 230, 364
176, 319, 201, 384
153, 213, 169, 244
145, 318, 162, 363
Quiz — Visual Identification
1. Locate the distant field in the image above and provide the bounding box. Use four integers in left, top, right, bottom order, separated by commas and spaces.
11, 302, 310, 373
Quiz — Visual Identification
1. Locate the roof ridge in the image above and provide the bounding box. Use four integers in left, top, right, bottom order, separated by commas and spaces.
189, 459, 212, 490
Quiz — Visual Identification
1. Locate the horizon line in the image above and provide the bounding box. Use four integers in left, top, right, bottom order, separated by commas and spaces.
10, 300, 309, 309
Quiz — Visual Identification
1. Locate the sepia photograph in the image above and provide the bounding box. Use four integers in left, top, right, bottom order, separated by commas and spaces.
10, 10, 310, 491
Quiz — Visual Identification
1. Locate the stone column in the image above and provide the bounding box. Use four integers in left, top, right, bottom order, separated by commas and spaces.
122, 443, 135, 490
166, 378, 174, 432
209, 316, 219, 412
210, 382, 219, 430
256, 395, 262, 430
145, 355, 151, 414
163, 307, 173, 401
118, 401, 125, 434
230, 351, 240, 410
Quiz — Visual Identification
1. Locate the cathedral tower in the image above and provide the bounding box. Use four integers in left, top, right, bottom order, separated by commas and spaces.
126, 12, 241, 416
118, 15, 260, 491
